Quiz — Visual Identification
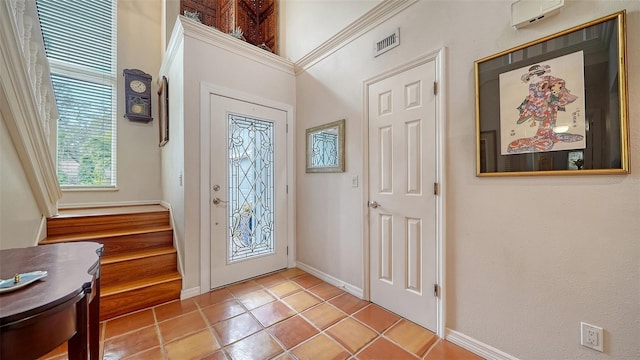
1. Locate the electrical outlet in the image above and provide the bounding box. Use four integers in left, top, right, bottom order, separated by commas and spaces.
580, 322, 604, 352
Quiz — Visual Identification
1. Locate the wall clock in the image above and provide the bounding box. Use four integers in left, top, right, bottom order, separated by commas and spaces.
123, 69, 153, 123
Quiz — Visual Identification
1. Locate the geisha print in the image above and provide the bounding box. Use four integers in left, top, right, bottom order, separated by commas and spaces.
499, 51, 586, 155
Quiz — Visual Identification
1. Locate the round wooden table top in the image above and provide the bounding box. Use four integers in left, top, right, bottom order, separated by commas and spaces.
0, 242, 102, 324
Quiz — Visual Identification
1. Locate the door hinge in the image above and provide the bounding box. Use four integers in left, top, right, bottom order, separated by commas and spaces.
433, 182, 440, 195
286, 246, 289, 255
434, 284, 440, 297
433, 81, 438, 95
286, 185, 289, 194
286, 123, 289, 133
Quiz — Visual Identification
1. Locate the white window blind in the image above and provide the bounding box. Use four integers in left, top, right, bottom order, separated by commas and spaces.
36, 0, 117, 187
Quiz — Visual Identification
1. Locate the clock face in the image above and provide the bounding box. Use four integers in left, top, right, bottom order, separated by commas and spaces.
129, 79, 147, 93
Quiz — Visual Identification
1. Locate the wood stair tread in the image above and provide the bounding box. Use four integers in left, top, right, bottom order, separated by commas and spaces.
42, 225, 173, 244
102, 272, 182, 297
54, 205, 168, 218
101, 247, 176, 264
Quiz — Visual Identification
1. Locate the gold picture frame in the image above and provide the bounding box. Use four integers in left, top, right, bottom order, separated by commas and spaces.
158, 76, 169, 147
475, 11, 629, 176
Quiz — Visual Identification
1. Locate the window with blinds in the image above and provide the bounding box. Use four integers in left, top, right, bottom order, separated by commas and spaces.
36, 0, 117, 187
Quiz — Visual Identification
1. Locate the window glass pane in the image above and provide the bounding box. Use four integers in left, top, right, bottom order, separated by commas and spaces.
37, 0, 117, 187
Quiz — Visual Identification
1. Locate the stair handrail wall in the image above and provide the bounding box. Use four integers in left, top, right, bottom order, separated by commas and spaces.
0, 0, 61, 217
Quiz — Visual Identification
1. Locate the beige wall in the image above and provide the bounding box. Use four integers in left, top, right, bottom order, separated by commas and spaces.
0, 112, 43, 249
293, 0, 639, 359
58, 0, 163, 206
279, 0, 383, 62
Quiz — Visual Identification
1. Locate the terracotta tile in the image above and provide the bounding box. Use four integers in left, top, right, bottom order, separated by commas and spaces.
291, 334, 350, 360
164, 329, 220, 360
103, 325, 160, 359
268, 315, 318, 349
40, 355, 67, 360
227, 280, 261, 297
268, 280, 303, 298
424, 340, 483, 360
272, 353, 295, 360
251, 301, 296, 327
357, 337, 417, 360
201, 350, 229, 360
302, 303, 346, 330
154, 298, 198, 322
158, 311, 208, 342
352, 304, 400, 333
279, 268, 306, 278
327, 293, 369, 314
308, 282, 344, 301
225, 331, 283, 360
38, 342, 67, 359
104, 309, 155, 339
195, 288, 234, 308
213, 313, 263, 346
201, 300, 246, 325
291, 274, 323, 288
255, 272, 288, 287
238, 289, 276, 310
385, 319, 437, 357
325, 318, 377, 353
125, 346, 164, 360
282, 291, 322, 312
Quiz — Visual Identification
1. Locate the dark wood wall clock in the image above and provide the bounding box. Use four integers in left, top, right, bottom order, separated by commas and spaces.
123, 69, 153, 123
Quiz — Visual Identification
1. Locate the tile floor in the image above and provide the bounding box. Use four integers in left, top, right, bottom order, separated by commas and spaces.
41, 268, 483, 360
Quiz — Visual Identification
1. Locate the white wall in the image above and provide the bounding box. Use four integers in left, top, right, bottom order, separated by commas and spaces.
0, 113, 42, 249
279, 0, 383, 62
293, 1, 639, 359
58, 0, 163, 206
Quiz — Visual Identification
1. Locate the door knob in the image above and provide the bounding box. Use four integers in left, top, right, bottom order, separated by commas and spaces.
212, 197, 228, 205
368, 201, 380, 209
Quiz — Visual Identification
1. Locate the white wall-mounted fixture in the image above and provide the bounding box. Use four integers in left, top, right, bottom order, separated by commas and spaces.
511, 0, 564, 29
374, 28, 400, 57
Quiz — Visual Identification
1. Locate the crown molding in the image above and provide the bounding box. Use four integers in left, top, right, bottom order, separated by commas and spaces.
294, 0, 418, 75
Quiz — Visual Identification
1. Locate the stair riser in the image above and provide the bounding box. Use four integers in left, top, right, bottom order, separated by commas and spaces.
92, 230, 174, 256
101, 253, 178, 288
47, 212, 170, 237
100, 279, 182, 321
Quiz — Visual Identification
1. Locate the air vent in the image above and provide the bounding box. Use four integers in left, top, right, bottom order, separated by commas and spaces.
374, 28, 400, 57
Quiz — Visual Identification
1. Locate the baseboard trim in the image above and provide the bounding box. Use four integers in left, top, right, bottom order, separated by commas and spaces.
181, 286, 200, 300
445, 329, 520, 360
57, 200, 163, 210
34, 214, 47, 245
295, 261, 363, 298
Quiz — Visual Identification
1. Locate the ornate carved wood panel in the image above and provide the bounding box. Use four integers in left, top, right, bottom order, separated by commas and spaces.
180, 0, 278, 54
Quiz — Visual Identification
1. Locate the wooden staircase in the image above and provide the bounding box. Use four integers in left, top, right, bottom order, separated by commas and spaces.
41, 205, 182, 321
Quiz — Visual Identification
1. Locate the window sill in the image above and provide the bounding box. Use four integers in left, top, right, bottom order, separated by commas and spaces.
61, 186, 119, 192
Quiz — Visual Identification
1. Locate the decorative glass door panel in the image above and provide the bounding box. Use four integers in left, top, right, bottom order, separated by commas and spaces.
210, 95, 288, 289
228, 114, 274, 263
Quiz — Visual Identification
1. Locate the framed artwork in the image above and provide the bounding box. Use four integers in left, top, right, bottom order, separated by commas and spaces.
158, 76, 169, 147
475, 11, 629, 176
306, 119, 345, 173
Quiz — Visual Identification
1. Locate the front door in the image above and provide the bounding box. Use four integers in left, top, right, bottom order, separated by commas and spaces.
210, 95, 288, 289
368, 60, 438, 331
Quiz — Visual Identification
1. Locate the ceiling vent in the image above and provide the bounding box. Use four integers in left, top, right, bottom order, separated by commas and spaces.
374, 28, 400, 57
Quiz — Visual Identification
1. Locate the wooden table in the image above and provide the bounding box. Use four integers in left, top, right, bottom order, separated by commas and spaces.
0, 242, 102, 360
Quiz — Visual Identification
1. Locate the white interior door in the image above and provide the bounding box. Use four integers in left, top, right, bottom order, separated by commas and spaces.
368, 60, 438, 331
210, 95, 288, 289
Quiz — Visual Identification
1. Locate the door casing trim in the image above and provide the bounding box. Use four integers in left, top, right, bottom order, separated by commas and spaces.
199, 82, 296, 293
361, 48, 447, 337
